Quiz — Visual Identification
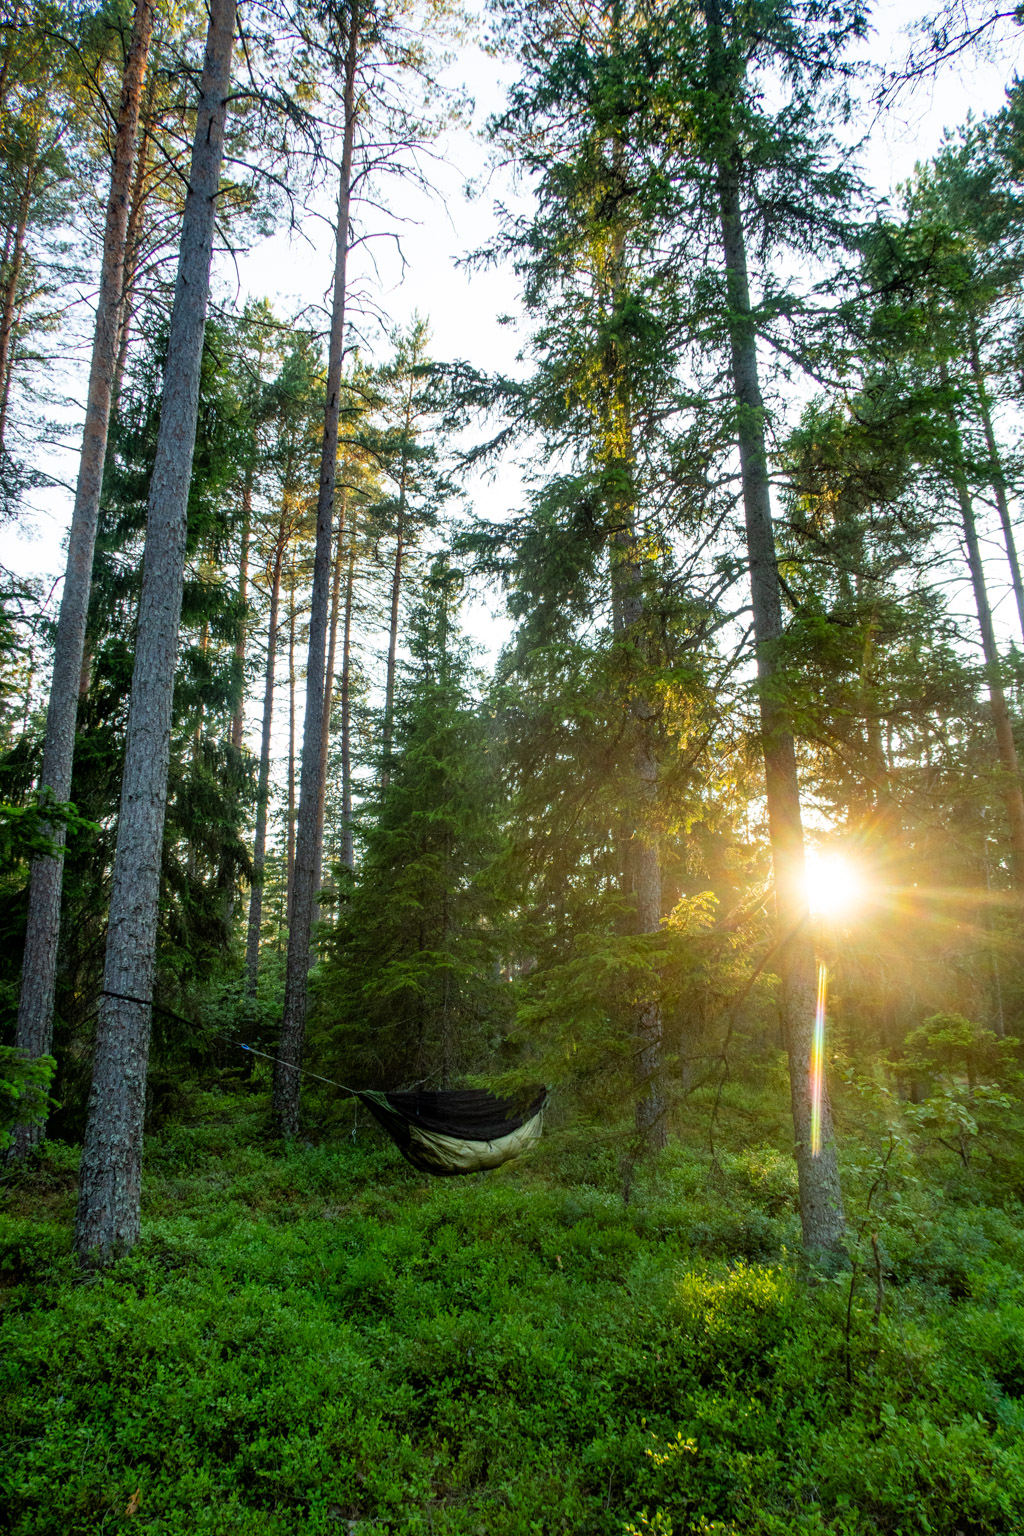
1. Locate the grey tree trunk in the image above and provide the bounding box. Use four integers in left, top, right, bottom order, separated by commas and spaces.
381, 387, 415, 789
968, 322, 1024, 645
286, 575, 297, 913
714, 137, 845, 1255
982, 840, 1006, 1037
231, 468, 253, 751
245, 515, 286, 996
9, 0, 154, 1163
312, 483, 348, 898
340, 524, 357, 870
275, 15, 359, 1136
74, 0, 236, 1264
610, 532, 667, 1153
381, 513, 405, 790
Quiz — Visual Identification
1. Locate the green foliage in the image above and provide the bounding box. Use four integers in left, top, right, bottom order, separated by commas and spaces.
318, 561, 513, 1087
903, 1012, 1009, 1080
0, 1047, 52, 1151
0, 793, 97, 871
895, 1014, 1024, 1175
0, 793, 100, 1038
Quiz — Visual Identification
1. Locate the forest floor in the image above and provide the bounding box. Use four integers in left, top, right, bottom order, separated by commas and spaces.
2, 1068, 1024, 1536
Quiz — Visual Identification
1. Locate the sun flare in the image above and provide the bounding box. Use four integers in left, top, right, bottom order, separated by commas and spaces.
804, 850, 865, 920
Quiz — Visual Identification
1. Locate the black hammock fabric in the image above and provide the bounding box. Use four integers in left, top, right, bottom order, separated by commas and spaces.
356, 1086, 547, 1177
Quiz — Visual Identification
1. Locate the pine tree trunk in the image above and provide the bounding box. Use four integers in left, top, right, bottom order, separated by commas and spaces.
856, 607, 889, 810
74, 0, 236, 1263
8, 0, 154, 1163
231, 466, 253, 751
79, 638, 93, 699
382, 516, 404, 790
713, 126, 844, 1254
275, 15, 359, 1137
0, 167, 33, 457
982, 839, 1006, 1037
340, 523, 357, 870
286, 574, 297, 913
968, 321, 1024, 644
610, 532, 667, 1152
22, 645, 33, 729
245, 516, 286, 996
312, 483, 348, 897
0, 289, 23, 454
112, 68, 157, 413
942, 381, 1024, 885
382, 388, 414, 789
0, 218, 16, 292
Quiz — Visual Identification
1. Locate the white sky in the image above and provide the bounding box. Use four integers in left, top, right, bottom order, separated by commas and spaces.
2, 0, 1023, 706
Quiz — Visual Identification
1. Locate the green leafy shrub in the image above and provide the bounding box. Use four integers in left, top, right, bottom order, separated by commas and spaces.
3, 1097, 1024, 1535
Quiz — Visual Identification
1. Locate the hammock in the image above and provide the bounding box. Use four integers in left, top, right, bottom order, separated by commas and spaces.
356, 1086, 547, 1176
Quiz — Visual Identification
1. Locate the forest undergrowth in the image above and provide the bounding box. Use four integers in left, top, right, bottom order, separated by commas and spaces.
3, 1061, 1023, 1536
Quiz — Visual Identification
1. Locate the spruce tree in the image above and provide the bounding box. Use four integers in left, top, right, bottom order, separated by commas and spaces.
480, 0, 729, 1151
320, 559, 510, 1088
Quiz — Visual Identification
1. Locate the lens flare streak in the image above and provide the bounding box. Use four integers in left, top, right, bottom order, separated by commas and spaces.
810, 963, 827, 1158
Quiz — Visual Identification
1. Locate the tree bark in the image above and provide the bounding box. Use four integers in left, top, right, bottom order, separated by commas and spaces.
610, 534, 667, 1153
245, 514, 286, 996
382, 382, 415, 789
9, 0, 154, 1163
968, 320, 1024, 645
286, 572, 297, 914
0, 216, 16, 294
707, 14, 844, 1250
275, 12, 359, 1137
112, 63, 157, 413
0, 166, 33, 458
0, 288, 23, 455
982, 836, 1006, 1037
74, 0, 235, 1263
381, 512, 405, 791
340, 518, 357, 870
231, 465, 253, 751
312, 482, 348, 897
